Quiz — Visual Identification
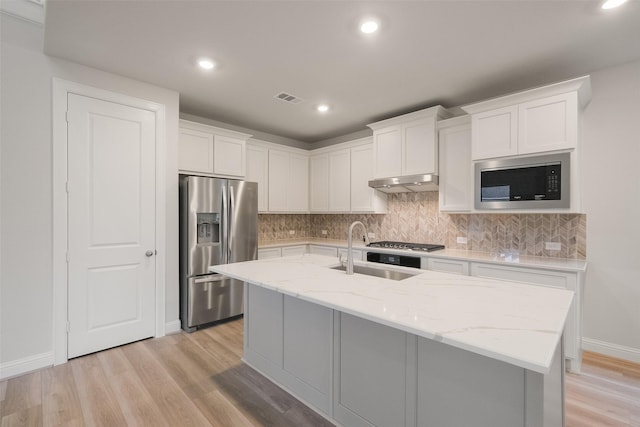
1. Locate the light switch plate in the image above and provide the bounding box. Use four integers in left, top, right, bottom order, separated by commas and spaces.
545, 242, 561, 251
321, 230, 328, 235
457, 237, 468, 244
367, 232, 375, 239
289, 230, 295, 235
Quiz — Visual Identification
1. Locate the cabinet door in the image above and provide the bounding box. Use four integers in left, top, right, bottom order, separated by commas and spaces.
281, 245, 307, 257
426, 258, 469, 275
438, 123, 472, 212
246, 284, 284, 366
329, 149, 351, 211
309, 245, 338, 257
268, 150, 289, 211
403, 117, 437, 175
289, 153, 309, 212
471, 105, 518, 160
518, 93, 577, 155
257, 247, 282, 260
310, 154, 329, 212
334, 313, 409, 427
350, 144, 387, 213
213, 135, 245, 177
373, 126, 402, 178
178, 127, 214, 174
246, 144, 268, 212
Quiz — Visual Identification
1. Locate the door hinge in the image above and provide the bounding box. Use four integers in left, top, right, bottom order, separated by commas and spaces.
66, 252, 70, 263
66, 321, 70, 333
65, 181, 70, 194
65, 111, 70, 123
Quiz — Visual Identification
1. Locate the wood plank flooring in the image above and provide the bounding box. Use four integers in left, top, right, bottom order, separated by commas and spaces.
1, 318, 639, 426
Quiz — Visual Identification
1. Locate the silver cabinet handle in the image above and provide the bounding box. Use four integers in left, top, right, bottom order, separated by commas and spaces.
145, 250, 154, 257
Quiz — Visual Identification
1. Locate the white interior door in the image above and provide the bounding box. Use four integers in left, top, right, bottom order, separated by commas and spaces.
67, 93, 156, 358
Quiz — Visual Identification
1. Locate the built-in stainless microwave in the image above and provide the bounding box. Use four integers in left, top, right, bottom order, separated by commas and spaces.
475, 153, 570, 210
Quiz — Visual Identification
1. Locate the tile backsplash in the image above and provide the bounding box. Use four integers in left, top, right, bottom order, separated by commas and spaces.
260, 192, 586, 259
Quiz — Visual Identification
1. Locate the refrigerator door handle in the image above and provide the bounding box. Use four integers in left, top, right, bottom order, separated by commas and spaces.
221, 183, 228, 265
228, 186, 235, 262
194, 275, 226, 284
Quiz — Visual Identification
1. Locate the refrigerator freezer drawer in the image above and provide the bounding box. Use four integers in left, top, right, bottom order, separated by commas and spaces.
184, 274, 244, 330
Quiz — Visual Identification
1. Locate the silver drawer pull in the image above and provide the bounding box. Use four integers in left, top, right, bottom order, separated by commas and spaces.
194, 276, 226, 284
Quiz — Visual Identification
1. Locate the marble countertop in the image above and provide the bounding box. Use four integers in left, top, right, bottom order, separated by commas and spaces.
211, 254, 574, 374
258, 238, 587, 272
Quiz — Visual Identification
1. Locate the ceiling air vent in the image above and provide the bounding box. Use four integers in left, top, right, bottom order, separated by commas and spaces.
274, 92, 304, 104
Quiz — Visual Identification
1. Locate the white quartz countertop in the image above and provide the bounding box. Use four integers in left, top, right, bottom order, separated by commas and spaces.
210, 254, 574, 374
259, 239, 587, 272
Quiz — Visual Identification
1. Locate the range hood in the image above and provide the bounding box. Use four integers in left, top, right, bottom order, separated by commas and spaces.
368, 174, 439, 193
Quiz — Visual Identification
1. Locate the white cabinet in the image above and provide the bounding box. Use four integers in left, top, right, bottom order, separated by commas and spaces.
281, 245, 307, 256
309, 245, 338, 257
338, 248, 363, 261
257, 247, 282, 260
309, 149, 350, 212
309, 153, 329, 211
426, 258, 469, 275
368, 106, 452, 179
244, 284, 333, 414
462, 76, 591, 160
470, 262, 583, 372
438, 116, 472, 212
268, 148, 309, 212
246, 142, 269, 212
178, 120, 250, 177
350, 143, 387, 213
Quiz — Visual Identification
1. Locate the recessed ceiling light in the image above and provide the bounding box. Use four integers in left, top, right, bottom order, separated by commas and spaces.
317, 104, 330, 113
197, 58, 215, 70
601, 0, 627, 9
360, 20, 379, 34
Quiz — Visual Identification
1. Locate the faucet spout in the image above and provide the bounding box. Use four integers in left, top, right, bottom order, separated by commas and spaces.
347, 221, 369, 275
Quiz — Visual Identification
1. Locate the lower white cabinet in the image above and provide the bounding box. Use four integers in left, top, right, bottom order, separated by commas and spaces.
281, 245, 307, 256
426, 258, 469, 275
245, 285, 333, 414
334, 313, 410, 427
470, 262, 582, 371
309, 245, 338, 257
257, 247, 282, 260
337, 248, 363, 261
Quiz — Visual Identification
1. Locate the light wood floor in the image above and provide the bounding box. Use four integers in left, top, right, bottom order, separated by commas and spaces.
1, 318, 639, 426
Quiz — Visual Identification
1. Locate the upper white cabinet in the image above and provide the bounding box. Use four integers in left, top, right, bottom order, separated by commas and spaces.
350, 142, 387, 213
178, 119, 251, 177
462, 76, 591, 160
268, 148, 309, 212
367, 106, 452, 179
309, 138, 387, 214
438, 116, 472, 212
246, 141, 269, 212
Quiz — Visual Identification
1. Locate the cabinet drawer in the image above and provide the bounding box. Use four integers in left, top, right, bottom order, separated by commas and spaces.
337, 248, 363, 261
282, 245, 307, 257
470, 263, 574, 289
308, 245, 338, 257
258, 247, 282, 259
427, 258, 469, 275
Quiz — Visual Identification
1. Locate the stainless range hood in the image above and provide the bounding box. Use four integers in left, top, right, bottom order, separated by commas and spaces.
368, 174, 439, 193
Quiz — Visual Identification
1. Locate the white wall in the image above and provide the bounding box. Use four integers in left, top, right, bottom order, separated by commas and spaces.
0, 14, 180, 373
581, 59, 640, 361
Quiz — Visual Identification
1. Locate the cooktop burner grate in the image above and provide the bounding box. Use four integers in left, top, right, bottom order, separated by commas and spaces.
367, 241, 445, 252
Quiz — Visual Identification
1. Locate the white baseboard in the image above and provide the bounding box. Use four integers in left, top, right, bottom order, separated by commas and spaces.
0, 351, 54, 381
165, 319, 182, 335
582, 337, 640, 364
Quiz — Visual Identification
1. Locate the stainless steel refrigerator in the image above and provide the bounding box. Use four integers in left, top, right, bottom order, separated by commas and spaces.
179, 175, 258, 332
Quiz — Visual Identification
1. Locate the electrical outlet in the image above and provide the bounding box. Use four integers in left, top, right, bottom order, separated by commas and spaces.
545, 242, 561, 251
321, 230, 328, 235
457, 237, 468, 244
367, 232, 375, 239
289, 230, 295, 235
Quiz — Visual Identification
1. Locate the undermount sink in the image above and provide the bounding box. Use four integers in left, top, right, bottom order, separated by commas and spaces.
331, 264, 418, 281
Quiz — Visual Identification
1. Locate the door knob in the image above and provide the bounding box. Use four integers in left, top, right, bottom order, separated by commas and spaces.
145, 250, 154, 257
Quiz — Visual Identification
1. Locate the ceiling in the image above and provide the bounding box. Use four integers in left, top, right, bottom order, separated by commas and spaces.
43, 0, 640, 143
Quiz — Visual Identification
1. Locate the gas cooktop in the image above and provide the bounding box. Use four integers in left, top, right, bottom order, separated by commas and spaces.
367, 241, 445, 252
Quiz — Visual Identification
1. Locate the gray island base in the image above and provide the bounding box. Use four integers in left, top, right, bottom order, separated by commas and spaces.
211, 255, 572, 427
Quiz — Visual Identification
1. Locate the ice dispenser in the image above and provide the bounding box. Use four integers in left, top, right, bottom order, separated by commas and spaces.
196, 213, 220, 244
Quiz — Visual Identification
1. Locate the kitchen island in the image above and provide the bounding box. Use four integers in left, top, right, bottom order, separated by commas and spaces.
211, 254, 574, 427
